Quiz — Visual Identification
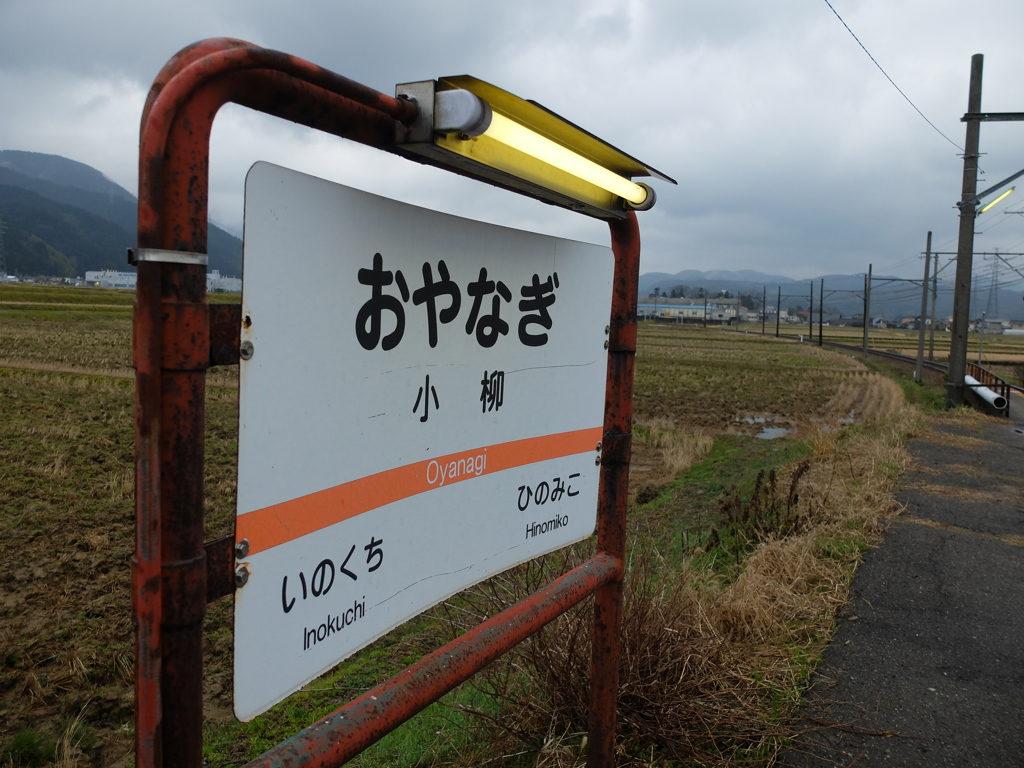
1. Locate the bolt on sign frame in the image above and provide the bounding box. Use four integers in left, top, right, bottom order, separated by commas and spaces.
133, 37, 671, 768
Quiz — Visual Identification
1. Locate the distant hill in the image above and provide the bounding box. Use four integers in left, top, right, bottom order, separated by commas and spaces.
0, 184, 132, 276
639, 269, 795, 298
0, 150, 135, 201
0, 150, 242, 277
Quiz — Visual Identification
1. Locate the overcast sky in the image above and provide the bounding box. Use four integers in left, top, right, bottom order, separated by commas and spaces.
2, 0, 1023, 283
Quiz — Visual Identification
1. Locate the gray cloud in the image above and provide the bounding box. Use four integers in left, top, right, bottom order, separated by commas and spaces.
2, 0, 1023, 282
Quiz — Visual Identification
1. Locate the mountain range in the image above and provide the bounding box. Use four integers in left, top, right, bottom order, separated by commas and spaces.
0, 150, 242, 277
1, 151, 1019, 320
640, 268, 1024, 323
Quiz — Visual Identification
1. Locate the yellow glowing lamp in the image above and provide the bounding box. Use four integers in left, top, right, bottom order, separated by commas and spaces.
979, 187, 1014, 213
395, 77, 675, 219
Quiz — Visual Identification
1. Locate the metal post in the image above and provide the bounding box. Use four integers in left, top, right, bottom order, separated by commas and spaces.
132, 40, 428, 767
587, 212, 639, 768
135, 63, 216, 768
978, 311, 986, 364
948, 53, 984, 407
915, 232, 932, 383
761, 286, 766, 334
808, 282, 813, 340
863, 264, 872, 352
775, 286, 781, 337
703, 295, 707, 327
928, 252, 938, 360
818, 278, 824, 346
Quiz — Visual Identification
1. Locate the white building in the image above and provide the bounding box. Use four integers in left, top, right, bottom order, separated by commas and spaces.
638, 296, 746, 323
84, 269, 241, 293
85, 270, 137, 289
208, 270, 242, 293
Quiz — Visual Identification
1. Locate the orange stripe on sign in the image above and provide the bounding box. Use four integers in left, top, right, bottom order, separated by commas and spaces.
237, 426, 602, 554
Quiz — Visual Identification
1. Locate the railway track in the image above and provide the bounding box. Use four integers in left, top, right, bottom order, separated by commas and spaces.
822, 339, 950, 375
820, 338, 1024, 396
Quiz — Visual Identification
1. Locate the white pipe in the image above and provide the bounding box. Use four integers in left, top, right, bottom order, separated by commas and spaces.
965, 374, 1008, 410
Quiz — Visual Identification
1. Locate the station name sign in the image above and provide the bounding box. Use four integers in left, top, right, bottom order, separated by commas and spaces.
233, 163, 613, 720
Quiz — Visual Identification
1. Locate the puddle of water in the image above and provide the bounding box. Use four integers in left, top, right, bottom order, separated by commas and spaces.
755, 426, 791, 440
737, 410, 859, 440
738, 416, 792, 440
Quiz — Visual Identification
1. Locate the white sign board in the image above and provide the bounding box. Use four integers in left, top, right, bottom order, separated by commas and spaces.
233, 162, 613, 720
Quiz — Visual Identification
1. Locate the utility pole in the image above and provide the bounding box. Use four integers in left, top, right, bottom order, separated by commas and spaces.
863, 264, 872, 353
818, 278, 824, 346
703, 295, 707, 328
978, 311, 986, 364
808, 282, 813, 340
0, 215, 7, 278
915, 232, 932, 383
928, 252, 938, 360
762, 286, 766, 334
775, 286, 781, 337
947, 54, 984, 407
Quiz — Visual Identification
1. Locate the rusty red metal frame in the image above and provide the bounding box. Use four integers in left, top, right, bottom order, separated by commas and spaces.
134, 38, 639, 768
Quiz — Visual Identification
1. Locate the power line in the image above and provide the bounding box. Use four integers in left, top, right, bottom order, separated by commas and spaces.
822, 0, 964, 152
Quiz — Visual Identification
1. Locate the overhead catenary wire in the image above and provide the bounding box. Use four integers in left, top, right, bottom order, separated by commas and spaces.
821, 0, 964, 152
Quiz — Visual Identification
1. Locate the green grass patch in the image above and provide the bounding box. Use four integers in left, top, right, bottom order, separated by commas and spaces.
0, 283, 136, 305
1, 729, 58, 767
637, 434, 812, 569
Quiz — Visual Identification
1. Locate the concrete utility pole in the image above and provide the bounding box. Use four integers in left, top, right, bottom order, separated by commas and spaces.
0, 216, 7, 278
978, 311, 986, 364
947, 54, 984, 407
818, 278, 824, 346
863, 264, 872, 352
776, 286, 781, 337
808, 282, 814, 339
915, 231, 932, 383
928, 252, 938, 360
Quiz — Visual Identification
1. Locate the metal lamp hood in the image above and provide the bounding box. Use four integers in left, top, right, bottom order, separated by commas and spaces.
396, 76, 675, 219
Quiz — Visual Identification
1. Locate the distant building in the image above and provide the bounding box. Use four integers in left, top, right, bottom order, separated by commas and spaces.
637, 296, 745, 323
208, 270, 242, 293
84, 269, 241, 292
85, 270, 136, 289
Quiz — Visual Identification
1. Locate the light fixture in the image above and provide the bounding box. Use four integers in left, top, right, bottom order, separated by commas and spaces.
979, 187, 1014, 213
958, 166, 1024, 211
395, 77, 674, 219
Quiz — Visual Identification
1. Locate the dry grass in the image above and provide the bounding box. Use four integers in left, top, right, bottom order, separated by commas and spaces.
818, 372, 904, 428
631, 417, 714, 496
46, 702, 91, 768
2, 291, 935, 766
446, 395, 918, 765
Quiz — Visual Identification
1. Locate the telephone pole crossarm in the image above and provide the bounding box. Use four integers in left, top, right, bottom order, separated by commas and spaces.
962, 112, 1024, 122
